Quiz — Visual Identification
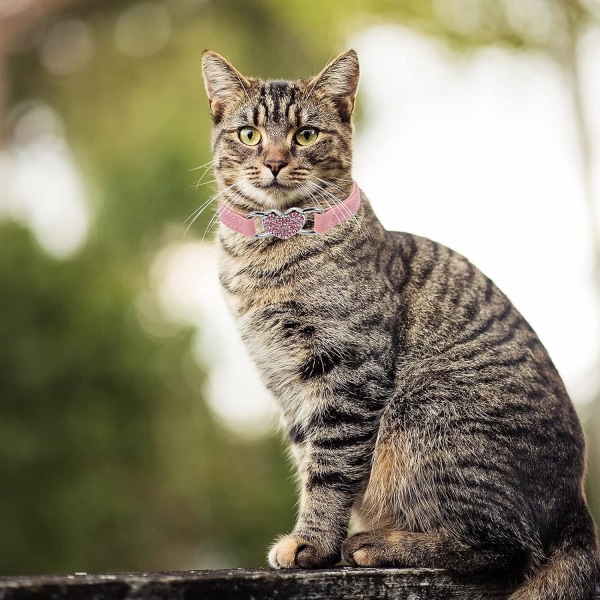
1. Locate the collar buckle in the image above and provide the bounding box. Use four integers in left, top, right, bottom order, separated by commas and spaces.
246, 207, 324, 239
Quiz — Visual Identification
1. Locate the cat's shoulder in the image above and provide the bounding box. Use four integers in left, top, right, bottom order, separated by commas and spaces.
385, 229, 466, 264
382, 228, 495, 292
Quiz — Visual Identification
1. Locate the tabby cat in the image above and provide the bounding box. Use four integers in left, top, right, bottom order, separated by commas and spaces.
201, 49, 599, 599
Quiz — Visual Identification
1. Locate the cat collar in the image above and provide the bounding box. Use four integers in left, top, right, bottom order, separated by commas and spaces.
217, 181, 361, 240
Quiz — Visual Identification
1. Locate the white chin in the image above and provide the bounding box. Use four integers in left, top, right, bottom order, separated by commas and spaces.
247, 183, 302, 209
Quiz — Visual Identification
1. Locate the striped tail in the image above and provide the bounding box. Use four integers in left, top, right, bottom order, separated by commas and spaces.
510, 502, 599, 600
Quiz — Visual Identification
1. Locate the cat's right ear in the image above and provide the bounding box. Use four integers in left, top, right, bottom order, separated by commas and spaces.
201, 51, 249, 120
308, 50, 360, 122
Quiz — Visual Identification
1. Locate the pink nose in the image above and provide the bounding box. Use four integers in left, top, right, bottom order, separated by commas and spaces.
264, 159, 288, 176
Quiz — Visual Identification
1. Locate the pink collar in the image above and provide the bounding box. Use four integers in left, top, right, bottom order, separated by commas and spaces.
217, 181, 361, 239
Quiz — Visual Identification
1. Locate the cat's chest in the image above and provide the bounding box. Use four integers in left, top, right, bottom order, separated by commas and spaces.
218, 236, 360, 332
219, 244, 362, 406
221, 263, 335, 372
224, 284, 332, 421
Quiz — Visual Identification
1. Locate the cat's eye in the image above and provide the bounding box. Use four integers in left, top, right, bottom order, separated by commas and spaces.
295, 127, 319, 146
239, 126, 261, 146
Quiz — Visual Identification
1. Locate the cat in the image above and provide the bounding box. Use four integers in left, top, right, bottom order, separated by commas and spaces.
201, 49, 599, 599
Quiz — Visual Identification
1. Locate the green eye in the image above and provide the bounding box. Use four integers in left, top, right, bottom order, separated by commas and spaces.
295, 127, 318, 146
238, 126, 261, 146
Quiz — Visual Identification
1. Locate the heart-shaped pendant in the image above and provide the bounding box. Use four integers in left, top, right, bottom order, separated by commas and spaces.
262, 210, 306, 239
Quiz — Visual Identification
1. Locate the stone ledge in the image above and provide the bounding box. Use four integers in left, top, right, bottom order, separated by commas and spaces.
1, 567, 599, 599
0, 567, 528, 600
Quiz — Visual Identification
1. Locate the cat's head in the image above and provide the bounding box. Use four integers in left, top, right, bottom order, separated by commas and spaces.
201, 50, 359, 211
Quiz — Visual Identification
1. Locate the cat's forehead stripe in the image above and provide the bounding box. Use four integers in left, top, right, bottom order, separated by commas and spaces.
288, 103, 300, 127
253, 80, 300, 125
257, 103, 267, 126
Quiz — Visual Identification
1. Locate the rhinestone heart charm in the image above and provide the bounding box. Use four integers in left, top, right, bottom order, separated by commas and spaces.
262, 210, 306, 239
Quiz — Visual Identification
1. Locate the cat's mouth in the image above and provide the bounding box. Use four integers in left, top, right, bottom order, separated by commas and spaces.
261, 179, 288, 190
242, 178, 306, 210
257, 180, 296, 197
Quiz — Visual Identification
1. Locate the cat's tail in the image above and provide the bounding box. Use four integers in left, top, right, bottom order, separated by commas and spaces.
509, 499, 599, 600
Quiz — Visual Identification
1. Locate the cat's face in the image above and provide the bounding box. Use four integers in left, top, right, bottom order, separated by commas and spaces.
202, 51, 359, 211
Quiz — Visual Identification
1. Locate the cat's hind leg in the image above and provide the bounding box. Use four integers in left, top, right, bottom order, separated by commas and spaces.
342, 529, 523, 574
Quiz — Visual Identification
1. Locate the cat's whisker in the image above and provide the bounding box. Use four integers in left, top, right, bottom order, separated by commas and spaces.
202, 183, 246, 240
308, 177, 370, 239
184, 196, 215, 227
187, 181, 238, 221
202, 194, 234, 243
185, 192, 221, 228
185, 181, 240, 239
304, 177, 343, 203
192, 177, 218, 192
187, 159, 215, 173
187, 176, 217, 188
200, 218, 220, 243
313, 175, 347, 187
302, 178, 336, 201
304, 178, 368, 237
303, 181, 337, 215
303, 180, 344, 221
235, 178, 258, 202
319, 174, 354, 186
189, 160, 217, 191
186, 178, 218, 195
314, 176, 353, 198
312, 176, 355, 203
296, 182, 327, 213
202, 217, 221, 242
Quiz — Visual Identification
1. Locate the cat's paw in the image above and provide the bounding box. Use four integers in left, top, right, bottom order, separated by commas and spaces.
342, 532, 399, 567
268, 535, 338, 569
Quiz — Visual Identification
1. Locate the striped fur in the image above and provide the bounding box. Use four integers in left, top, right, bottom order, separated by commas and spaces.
201, 50, 599, 598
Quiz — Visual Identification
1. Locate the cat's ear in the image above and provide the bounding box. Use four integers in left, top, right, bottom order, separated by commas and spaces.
202, 51, 250, 119
308, 50, 359, 121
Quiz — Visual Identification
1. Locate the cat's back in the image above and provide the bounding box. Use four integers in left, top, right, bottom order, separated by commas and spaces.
383, 229, 584, 499
384, 229, 558, 371
384, 228, 573, 410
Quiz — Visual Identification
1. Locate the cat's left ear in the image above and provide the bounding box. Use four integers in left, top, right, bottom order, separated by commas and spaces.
202, 51, 250, 120
308, 50, 360, 121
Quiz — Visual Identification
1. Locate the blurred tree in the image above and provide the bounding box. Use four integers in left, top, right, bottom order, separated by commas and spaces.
0, 221, 194, 572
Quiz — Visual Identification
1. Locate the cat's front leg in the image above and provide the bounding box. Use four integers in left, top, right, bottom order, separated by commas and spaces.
269, 411, 377, 569
268, 474, 348, 568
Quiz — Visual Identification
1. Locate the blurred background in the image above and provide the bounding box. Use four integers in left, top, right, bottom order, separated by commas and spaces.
1, 0, 599, 576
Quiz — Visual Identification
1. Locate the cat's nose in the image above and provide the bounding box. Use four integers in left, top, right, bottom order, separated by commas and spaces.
264, 158, 288, 177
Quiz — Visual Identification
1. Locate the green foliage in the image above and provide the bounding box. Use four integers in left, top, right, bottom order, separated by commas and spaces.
0, 223, 173, 572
